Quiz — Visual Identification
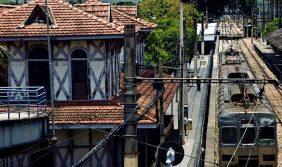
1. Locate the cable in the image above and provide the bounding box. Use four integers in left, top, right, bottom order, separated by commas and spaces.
244, 130, 260, 167
226, 100, 258, 167
72, 86, 165, 166
68, 123, 224, 167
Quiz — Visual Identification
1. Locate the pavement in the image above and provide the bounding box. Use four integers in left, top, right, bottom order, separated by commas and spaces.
177, 54, 212, 167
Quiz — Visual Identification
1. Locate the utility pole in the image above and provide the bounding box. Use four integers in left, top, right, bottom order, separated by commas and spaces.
183, 18, 189, 130
201, 13, 205, 55
194, 17, 198, 78
158, 58, 165, 143
179, 1, 185, 144
124, 24, 138, 167
45, 0, 57, 142
263, 0, 265, 35
251, 3, 254, 44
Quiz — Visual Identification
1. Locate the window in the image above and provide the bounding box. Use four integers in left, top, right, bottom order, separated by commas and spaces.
25, 4, 54, 26
260, 127, 275, 140
263, 155, 275, 161
71, 49, 89, 100
28, 47, 50, 99
240, 127, 256, 144
221, 127, 237, 144
222, 155, 234, 161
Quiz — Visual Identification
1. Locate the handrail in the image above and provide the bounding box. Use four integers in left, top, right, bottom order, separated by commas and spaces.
0, 87, 46, 120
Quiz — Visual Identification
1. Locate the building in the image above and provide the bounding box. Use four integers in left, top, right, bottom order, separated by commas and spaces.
0, 0, 179, 166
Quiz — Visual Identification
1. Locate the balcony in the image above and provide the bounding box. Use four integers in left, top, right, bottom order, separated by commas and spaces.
0, 87, 49, 151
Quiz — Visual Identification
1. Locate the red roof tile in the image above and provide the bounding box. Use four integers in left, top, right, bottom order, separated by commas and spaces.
52, 70, 178, 125
75, 0, 157, 31
0, 5, 15, 14
0, 0, 123, 38
74, 0, 111, 21
112, 5, 137, 18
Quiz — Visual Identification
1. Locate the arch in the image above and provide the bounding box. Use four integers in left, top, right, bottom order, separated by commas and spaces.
28, 46, 48, 59
28, 46, 50, 99
71, 49, 89, 100
71, 48, 87, 58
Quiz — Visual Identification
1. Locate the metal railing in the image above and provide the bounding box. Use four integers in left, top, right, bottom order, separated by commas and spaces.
0, 87, 46, 120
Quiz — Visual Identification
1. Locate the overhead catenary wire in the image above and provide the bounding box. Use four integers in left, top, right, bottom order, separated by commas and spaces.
244, 130, 260, 167
72, 86, 164, 167
66, 123, 225, 167
226, 100, 258, 167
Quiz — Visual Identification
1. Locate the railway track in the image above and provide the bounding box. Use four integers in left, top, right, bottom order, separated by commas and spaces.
225, 20, 282, 166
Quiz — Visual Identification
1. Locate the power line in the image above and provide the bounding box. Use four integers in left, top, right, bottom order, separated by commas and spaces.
226, 100, 258, 167
68, 123, 224, 167
72, 87, 164, 167
244, 130, 260, 167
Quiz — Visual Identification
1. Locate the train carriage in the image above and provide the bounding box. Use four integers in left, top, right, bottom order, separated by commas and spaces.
218, 45, 277, 167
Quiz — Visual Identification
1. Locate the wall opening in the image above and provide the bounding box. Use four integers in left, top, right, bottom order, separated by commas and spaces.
28, 46, 50, 99
71, 49, 89, 100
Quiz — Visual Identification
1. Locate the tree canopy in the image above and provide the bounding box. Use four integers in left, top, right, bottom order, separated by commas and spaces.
139, 0, 199, 66
263, 18, 281, 36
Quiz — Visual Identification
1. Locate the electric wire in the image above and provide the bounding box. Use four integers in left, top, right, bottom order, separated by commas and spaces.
68, 123, 224, 167
226, 100, 258, 167
244, 130, 260, 167
72, 87, 164, 166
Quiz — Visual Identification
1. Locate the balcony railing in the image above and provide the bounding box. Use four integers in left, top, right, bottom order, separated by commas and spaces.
0, 87, 46, 120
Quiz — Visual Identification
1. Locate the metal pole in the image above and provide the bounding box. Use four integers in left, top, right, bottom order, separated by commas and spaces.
123, 24, 138, 167
201, 14, 205, 55
45, 0, 56, 141
251, 4, 254, 44
194, 18, 198, 78
158, 58, 165, 143
183, 18, 189, 137
179, 1, 185, 144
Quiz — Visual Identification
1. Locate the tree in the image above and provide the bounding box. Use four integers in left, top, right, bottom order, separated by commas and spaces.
0, 45, 9, 86
139, 0, 199, 65
263, 18, 280, 36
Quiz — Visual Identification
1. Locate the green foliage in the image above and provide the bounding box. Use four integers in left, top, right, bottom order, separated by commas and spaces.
263, 18, 280, 36
0, 0, 16, 5
114, 1, 136, 5
139, 0, 199, 65
0, 45, 8, 86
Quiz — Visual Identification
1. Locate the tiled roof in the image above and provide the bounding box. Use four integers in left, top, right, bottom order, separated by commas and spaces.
266, 28, 282, 51
0, 0, 123, 38
74, 0, 111, 21
75, 0, 157, 31
52, 70, 178, 125
111, 8, 157, 30
112, 5, 137, 18
0, 5, 15, 14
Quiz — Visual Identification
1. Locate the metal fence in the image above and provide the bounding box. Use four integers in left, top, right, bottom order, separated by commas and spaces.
0, 87, 46, 119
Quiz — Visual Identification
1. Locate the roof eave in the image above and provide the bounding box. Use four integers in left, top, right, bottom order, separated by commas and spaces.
0, 34, 124, 42
54, 123, 157, 129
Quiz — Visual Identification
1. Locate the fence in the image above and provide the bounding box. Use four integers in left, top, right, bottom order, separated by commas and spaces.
0, 87, 46, 119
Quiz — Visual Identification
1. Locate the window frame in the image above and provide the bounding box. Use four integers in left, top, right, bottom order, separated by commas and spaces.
221, 126, 237, 145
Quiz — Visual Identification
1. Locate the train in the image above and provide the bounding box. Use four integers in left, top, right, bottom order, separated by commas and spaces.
218, 44, 277, 167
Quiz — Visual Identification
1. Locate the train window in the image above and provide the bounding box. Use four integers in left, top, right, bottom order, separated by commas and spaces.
222, 155, 234, 161
260, 127, 275, 140
263, 155, 275, 161
240, 127, 256, 144
221, 127, 237, 144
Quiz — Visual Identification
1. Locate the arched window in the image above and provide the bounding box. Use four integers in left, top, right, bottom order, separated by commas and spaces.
28, 46, 50, 99
71, 49, 89, 100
